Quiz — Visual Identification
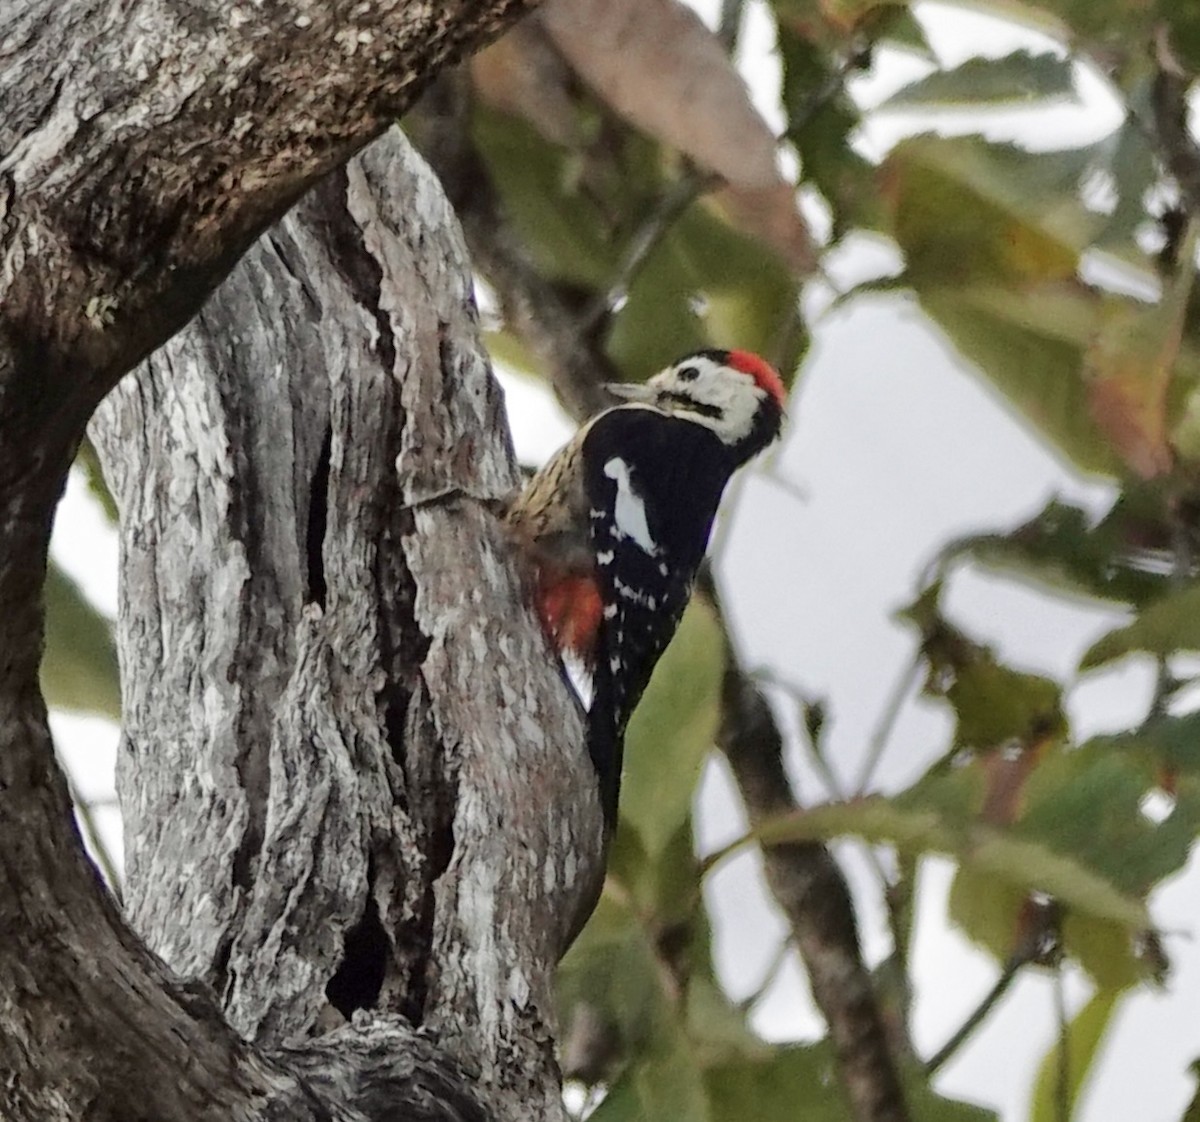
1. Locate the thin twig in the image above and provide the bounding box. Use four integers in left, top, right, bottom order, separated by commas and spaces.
757, 467, 809, 505
68, 783, 123, 901
753, 667, 903, 901
756, 669, 846, 800
717, 0, 745, 53
923, 955, 1024, 1076
578, 169, 720, 335
738, 936, 796, 1013
854, 651, 923, 796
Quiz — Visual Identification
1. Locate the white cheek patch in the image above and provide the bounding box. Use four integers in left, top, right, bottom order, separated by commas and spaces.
653, 357, 762, 446
603, 457, 658, 554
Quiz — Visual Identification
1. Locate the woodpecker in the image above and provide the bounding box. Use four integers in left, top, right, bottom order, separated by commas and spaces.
504, 349, 786, 826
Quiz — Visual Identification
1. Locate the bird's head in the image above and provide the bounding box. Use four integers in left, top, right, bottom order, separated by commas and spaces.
606, 349, 786, 456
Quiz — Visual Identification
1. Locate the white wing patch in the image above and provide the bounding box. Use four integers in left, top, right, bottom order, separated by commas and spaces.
603, 457, 658, 554
562, 649, 595, 709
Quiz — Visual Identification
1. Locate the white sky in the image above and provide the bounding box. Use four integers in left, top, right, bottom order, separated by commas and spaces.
46, 2, 1200, 1120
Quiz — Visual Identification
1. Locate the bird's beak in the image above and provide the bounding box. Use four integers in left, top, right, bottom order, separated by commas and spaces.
604, 381, 656, 403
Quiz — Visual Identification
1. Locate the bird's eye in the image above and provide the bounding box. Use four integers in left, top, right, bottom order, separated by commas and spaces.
677, 365, 700, 382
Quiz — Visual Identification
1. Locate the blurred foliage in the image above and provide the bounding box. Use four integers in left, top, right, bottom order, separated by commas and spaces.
43, 0, 1200, 1116
42, 560, 120, 721
1029, 988, 1123, 1122
450, 0, 1200, 1112
444, 0, 1200, 1115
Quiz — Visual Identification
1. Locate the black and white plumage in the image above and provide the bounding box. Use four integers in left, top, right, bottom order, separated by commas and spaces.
504, 349, 786, 826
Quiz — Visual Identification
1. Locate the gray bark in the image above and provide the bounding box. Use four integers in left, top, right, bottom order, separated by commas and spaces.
1, 1, 606, 1119
90, 131, 602, 1118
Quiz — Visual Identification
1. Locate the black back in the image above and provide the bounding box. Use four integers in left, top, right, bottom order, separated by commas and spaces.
581, 407, 740, 822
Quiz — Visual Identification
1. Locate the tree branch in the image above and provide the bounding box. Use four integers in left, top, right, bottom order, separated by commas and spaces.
716, 663, 910, 1122
1, 0, 537, 434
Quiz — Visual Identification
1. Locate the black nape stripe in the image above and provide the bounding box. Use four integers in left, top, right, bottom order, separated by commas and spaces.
663, 392, 722, 419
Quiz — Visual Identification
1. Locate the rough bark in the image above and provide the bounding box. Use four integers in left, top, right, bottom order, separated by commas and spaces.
0, 0, 535, 412
88, 129, 601, 1119
0, 1, 610, 1119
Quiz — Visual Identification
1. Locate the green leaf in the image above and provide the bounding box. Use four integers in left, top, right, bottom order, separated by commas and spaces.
921, 283, 1122, 475
945, 656, 1065, 751
1015, 741, 1198, 897
882, 51, 1076, 110
605, 197, 806, 381
884, 136, 1095, 285
881, 136, 1129, 475
1083, 227, 1196, 478
1030, 988, 1123, 1122
950, 867, 1144, 990
1181, 1059, 1200, 1122
472, 107, 620, 289
704, 1042, 1000, 1121
76, 440, 118, 524
872, 6, 937, 58
1088, 113, 1159, 260
590, 1023, 713, 1122
1061, 913, 1145, 991
1155, 3, 1200, 73
946, 496, 1172, 609
942, 733, 1194, 984
884, 134, 1200, 477
898, 581, 1067, 751
704, 1045, 848, 1122
1102, 711, 1200, 777
42, 563, 120, 720
947, 864, 1030, 964
559, 890, 673, 1053
607, 815, 704, 935
621, 600, 726, 860
779, 27, 881, 236
905, 1065, 1001, 1122
1081, 584, 1200, 668
685, 975, 774, 1065
721, 797, 1150, 933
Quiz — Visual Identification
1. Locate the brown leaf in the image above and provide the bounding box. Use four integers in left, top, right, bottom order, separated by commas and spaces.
537, 0, 780, 190
712, 183, 818, 275
1084, 371, 1173, 480
1083, 295, 1181, 480
471, 20, 579, 147
978, 733, 1052, 826
1082, 228, 1196, 478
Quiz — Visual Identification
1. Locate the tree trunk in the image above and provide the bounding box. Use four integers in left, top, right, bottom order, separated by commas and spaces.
91, 128, 602, 1119
0, 1, 608, 1116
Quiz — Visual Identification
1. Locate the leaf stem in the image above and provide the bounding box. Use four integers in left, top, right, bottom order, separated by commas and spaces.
854, 651, 922, 796
924, 954, 1024, 1076
1054, 963, 1070, 1122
